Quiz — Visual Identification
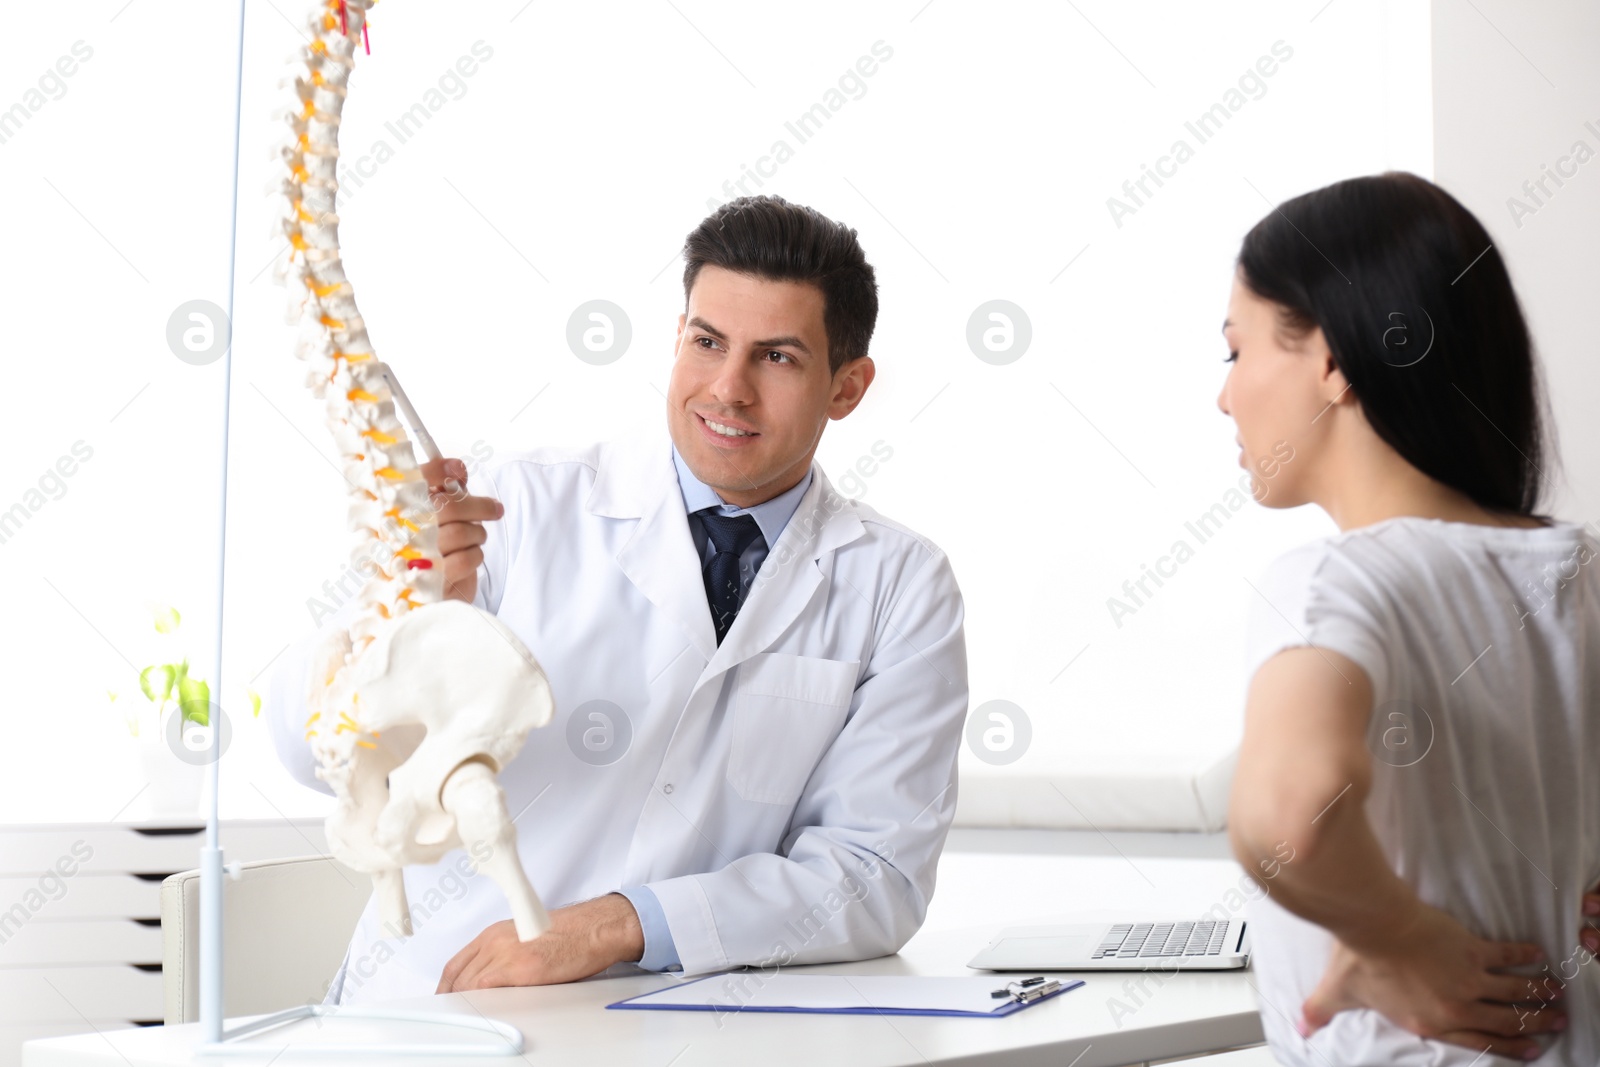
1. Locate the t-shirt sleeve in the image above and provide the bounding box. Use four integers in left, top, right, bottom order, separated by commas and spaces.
1244, 540, 1391, 696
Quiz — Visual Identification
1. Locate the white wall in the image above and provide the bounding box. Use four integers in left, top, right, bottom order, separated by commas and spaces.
0, 1, 1445, 823
1431, 0, 1600, 523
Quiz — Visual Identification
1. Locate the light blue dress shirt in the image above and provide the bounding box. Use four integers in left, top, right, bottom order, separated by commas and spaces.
619, 445, 815, 972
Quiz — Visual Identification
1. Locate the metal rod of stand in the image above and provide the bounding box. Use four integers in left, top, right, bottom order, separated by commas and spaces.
201, 0, 250, 1045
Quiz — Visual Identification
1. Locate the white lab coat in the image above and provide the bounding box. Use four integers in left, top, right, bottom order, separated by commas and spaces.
267, 426, 969, 1003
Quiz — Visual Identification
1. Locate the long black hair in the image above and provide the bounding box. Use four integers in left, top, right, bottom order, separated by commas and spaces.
1237, 172, 1553, 516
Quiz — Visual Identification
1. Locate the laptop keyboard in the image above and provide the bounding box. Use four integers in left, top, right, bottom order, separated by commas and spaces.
1091, 921, 1230, 959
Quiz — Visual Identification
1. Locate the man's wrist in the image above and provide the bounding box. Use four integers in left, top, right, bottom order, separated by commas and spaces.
1325, 879, 1423, 953
591, 892, 646, 965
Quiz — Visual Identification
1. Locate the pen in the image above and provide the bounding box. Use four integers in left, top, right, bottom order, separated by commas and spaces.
377, 364, 443, 463
991, 975, 1050, 999
1013, 980, 1062, 1004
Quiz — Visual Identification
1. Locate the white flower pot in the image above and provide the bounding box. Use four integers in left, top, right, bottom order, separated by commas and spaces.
136, 707, 207, 819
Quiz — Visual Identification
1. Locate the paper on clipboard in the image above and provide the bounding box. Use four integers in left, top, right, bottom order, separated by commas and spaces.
608, 974, 1084, 1018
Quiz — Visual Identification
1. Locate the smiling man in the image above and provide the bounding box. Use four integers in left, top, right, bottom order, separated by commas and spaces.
269, 194, 970, 1002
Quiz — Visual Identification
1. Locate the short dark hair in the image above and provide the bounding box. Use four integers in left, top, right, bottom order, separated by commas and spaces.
682, 195, 879, 375
1237, 171, 1553, 516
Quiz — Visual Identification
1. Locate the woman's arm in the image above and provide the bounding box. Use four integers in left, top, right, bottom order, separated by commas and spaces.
1230, 647, 1412, 938
1229, 647, 1563, 1060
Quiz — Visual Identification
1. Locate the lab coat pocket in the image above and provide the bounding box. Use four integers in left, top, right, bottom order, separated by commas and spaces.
726, 652, 859, 806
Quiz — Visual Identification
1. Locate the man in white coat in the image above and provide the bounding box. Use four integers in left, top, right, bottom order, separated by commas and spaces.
269, 194, 970, 1003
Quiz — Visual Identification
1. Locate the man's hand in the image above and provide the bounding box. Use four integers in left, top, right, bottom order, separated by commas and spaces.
1301, 899, 1564, 1060
419, 457, 502, 605
435, 893, 647, 994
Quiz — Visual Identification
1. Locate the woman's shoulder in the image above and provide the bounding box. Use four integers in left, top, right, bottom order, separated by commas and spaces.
1245, 534, 1398, 691
1259, 515, 1582, 588
1246, 516, 1596, 682
1321, 515, 1596, 589
1253, 536, 1343, 607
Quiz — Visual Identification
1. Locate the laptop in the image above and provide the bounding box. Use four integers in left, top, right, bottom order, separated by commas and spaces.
968, 918, 1251, 972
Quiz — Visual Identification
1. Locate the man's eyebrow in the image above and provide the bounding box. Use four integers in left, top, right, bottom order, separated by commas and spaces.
687, 316, 812, 356
687, 316, 727, 340
753, 334, 812, 356
1221, 318, 1233, 334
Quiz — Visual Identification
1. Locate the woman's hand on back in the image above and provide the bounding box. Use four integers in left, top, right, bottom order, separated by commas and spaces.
1300, 899, 1563, 1061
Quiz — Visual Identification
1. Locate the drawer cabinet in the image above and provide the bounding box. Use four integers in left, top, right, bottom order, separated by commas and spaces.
0, 820, 325, 1067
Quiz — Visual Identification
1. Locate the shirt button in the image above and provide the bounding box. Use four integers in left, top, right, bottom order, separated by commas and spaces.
662, 784, 674, 795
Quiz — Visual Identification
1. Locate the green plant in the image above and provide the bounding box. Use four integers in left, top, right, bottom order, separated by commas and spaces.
137, 606, 212, 728
109, 606, 261, 735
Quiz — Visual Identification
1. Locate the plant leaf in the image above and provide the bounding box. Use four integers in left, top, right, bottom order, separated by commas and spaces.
153, 606, 181, 634
139, 665, 175, 704
178, 675, 210, 727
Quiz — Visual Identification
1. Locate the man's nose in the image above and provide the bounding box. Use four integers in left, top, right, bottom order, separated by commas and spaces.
710, 357, 754, 404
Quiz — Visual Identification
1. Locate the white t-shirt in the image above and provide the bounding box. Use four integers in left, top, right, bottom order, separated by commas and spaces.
1243, 516, 1600, 1067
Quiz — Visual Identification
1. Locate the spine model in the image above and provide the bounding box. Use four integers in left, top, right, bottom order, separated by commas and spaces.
271, 0, 554, 945
274, 0, 444, 638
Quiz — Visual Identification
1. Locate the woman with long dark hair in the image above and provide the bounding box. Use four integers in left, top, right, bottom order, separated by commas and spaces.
1222, 172, 1598, 1065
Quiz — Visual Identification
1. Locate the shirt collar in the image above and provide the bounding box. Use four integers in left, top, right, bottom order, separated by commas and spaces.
672, 443, 814, 551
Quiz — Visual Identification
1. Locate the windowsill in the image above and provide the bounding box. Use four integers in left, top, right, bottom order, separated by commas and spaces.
952, 749, 1237, 833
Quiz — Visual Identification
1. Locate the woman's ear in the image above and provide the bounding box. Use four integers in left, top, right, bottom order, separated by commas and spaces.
1311, 330, 1353, 407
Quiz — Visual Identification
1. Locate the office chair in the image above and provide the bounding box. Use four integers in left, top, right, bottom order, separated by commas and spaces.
160, 855, 369, 1025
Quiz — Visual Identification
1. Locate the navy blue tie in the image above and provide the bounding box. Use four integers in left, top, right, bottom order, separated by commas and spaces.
698, 510, 762, 645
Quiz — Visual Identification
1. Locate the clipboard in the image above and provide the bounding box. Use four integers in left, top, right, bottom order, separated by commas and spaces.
607, 973, 1085, 1018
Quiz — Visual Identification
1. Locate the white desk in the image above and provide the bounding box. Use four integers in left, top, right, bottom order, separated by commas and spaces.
22, 836, 1268, 1067
20, 926, 1261, 1067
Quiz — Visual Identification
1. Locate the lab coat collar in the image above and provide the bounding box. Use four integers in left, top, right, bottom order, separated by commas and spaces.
589, 427, 866, 677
